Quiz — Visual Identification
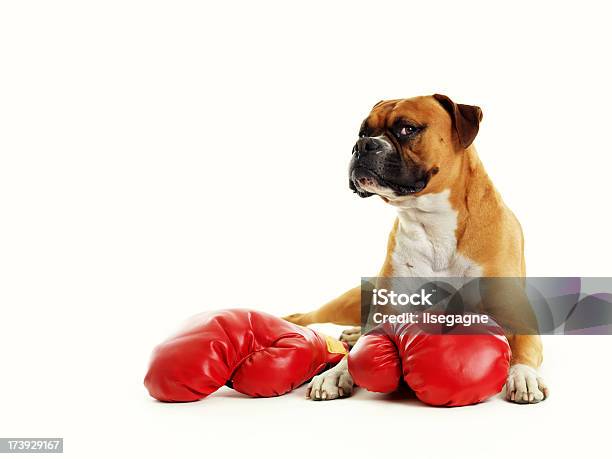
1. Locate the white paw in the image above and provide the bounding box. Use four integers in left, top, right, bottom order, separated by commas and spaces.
306, 359, 353, 401
339, 327, 361, 348
505, 364, 549, 404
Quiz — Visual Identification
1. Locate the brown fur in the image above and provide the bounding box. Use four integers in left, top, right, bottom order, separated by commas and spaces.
284, 95, 542, 370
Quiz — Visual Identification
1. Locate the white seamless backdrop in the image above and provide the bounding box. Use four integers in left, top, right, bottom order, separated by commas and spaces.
1, 1, 611, 458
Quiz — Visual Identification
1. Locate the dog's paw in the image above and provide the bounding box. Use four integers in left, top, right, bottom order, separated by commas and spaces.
505, 364, 549, 404
306, 360, 353, 401
282, 312, 310, 326
339, 327, 361, 348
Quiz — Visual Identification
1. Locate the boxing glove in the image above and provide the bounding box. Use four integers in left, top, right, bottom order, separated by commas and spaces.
347, 333, 402, 393
144, 309, 348, 402
348, 315, 511, 406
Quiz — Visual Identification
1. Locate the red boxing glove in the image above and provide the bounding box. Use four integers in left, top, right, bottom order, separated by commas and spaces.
348, 333, 402, 393
348, 316, 511, 406
144, 309, 347, 402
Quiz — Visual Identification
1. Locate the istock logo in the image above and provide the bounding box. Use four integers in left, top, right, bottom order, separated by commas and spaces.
372, 288, 434, 307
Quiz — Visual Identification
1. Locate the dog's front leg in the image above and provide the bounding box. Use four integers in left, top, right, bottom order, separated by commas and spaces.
283, 286, 361, 327
479, 278, 550, 404
506, 334, 549, 403
306, 357, 354, 401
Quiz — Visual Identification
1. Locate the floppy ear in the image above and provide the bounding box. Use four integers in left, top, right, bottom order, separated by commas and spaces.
433, 94, 483, 149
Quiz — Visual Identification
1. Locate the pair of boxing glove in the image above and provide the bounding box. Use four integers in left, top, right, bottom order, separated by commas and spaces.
144, 309, 348, 402
348, 315, 511, 406
145, 308, 510, 407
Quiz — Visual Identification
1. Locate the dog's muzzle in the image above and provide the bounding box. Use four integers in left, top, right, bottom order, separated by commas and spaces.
349, 135, 429, 197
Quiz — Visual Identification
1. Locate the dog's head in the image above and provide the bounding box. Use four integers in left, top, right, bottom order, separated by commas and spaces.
349, 94, 482, 202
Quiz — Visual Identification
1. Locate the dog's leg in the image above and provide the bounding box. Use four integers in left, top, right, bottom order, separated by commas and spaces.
306, 357, 354, 401
506, 334, 549, 403
479, 278, 549, 404
283, 286, 361, 326
339, 326, 361, 348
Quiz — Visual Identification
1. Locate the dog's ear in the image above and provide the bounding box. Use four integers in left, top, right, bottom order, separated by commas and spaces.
433, 94, 483, 149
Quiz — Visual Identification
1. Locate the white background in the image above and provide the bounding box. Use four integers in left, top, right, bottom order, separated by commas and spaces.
1, 1, 611, 458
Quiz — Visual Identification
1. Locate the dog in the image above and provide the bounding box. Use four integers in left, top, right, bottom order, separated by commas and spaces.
284, 94, 548, 404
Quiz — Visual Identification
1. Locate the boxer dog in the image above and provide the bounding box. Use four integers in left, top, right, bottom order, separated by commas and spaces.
284, 94, 548, 404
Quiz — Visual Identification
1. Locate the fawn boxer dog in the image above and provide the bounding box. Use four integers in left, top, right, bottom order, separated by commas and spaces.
284, 94, 548, 404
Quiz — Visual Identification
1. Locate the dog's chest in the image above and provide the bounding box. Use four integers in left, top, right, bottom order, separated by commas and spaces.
390, 191, 482, 277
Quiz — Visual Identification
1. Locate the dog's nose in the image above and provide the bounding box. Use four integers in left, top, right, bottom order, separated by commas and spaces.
354, 137, 383, 157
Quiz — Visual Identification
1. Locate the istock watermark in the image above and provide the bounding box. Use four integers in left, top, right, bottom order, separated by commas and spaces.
372, 288, 434, 307
360, 277, 612, 335
0, 438, 63, 454
372, 311, 491, 327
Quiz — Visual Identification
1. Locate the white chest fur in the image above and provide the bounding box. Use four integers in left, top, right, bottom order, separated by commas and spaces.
390, 190, 482, 277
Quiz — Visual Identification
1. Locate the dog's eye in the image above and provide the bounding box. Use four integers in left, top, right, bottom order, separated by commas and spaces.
399, 125, 418, 137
